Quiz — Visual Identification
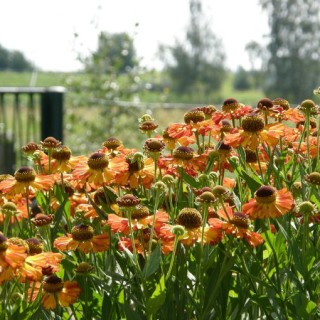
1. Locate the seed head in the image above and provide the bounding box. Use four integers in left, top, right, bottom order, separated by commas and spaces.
87, 152, 109, 170
184, 109, 205, 124
14, 167, 36, 183
116, 194, 141, 207
71, 224, 94, 241
221, 98, 241, 113
255, 186, 276, 204
176, 208, 202, 229
242, 115, 265, 132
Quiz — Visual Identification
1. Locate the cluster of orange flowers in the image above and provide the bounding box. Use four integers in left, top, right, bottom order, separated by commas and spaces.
0, 96, 319, 311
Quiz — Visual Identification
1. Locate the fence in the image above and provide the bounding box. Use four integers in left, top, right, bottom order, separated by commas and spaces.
0, 86, 65, 174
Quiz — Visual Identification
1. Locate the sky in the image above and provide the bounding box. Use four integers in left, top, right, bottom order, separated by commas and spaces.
0, 0, 269, 72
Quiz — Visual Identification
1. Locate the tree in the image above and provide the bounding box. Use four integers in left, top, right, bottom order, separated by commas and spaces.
233, 66, 251, 91
159, 0, 226, 95
83, 32, 138, 76
260, 0, 320, 102
65, 31, 146, 153
245, 41, 265, 89
0, 44, 33, 71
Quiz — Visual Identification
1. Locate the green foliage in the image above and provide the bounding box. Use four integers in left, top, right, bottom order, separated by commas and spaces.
82, 32, 138, 76
260, 0, 320, 102
0, 44, 34, 72
159, 0, 226, 97
233, 66, 252, 91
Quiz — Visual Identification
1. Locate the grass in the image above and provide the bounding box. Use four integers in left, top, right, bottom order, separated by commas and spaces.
0, 71, 70, 87
0, 70, 265, 104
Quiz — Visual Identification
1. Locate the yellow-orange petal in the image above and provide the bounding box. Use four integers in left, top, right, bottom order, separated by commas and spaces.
42, 293, 57, 310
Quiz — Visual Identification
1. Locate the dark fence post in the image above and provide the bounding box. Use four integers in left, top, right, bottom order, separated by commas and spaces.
41, 87, 65, 142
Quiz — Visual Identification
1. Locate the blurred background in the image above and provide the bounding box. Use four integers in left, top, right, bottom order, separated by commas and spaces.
0, 0, 319, 172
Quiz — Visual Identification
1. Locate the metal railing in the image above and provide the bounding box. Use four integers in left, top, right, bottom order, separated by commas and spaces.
0, 86, 65, 174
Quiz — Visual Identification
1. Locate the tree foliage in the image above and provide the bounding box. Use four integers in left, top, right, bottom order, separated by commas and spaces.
83, 32, 137, 76
260, 0, 320, 102
0, 44, 34, 72
159, 0, 226, 95
233, 66, 251, 91
65, 31, 146, 153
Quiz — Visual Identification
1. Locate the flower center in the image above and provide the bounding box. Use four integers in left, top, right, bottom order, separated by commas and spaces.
221, 98, 240, 113
197, 191, 216, 203
52, 146, 72, 161
131, 205, 150, 220
231, 212, 249, 228
242, 116, 265, 132
245, 149, 258, 163
71, 224, 94, 241
184, 110, 205, 124
26, 238, 43, 255
176, 208, 202, 229
42, 275, 64, 293
195, 105, 217, 117
31, 214, 53, 227
139, 121, 158, 132
144, 138, 165, 153
14, 167, 36, 183
272, 98, 290, 110
257, 98, 273, 110
87, 153, 109, 170
173, 146, 194, 161
103, 137, 121, 150
41, 136, 61, 149
255, 186, 276, 204
216, 142, 232, 154
305, 172, 320, 186
22, 142, 39, 154
116, 194, 141, 207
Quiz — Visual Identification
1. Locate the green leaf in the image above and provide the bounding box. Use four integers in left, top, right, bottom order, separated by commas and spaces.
51, 197, 69, 239
142, 244, 161, 278
118, 289, 125, 304
306, 300, 317, 314
86, 191, 107, 220
229, 290, 238, 298
182, 172, 201, 188
229, 158, 262, 193
146, 275, 166, 317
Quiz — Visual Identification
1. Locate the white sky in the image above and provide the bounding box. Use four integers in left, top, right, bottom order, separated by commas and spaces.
0, 0, 269, 72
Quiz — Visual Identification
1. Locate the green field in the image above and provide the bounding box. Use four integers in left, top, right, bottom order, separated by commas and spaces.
0, 70, 265, 105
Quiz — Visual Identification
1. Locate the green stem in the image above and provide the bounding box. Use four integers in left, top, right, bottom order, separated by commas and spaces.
165, 236, 179, 281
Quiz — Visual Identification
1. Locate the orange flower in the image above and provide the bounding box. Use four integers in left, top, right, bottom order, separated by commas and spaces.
0, 167, 54, 196
208, 204, 264, 247
19, 251, 63, 282
209, 120, 238, 141
211, 104, 253, 124
171, 208, 221, 247
118, 237, 145, 255
159, 146, 207, 177
54, 224, 110, 254
108, 207, 168, 235
29, 275, 80, 310
114, 153, 154, 189
72, 152, 128, 190
224, 114, 284, 150
0, 235, 27, 284
39, 147, 86, 174
242, 186, 294, 219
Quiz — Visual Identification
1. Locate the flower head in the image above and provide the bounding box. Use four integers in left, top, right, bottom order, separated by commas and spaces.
0, 167, 54, 196
54, 224, 110, 254
29, 275, 81, 310
242, 186, 293, 219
